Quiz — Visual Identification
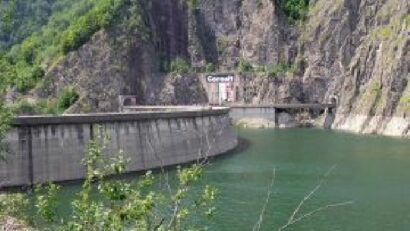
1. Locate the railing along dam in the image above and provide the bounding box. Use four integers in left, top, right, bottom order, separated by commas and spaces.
0, 107, 237, 189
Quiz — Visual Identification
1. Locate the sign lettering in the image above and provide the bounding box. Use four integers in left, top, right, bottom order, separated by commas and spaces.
206, 74, 234, 83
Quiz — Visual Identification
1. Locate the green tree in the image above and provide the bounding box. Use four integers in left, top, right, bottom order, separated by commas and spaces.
0, 103, 12, 160
205, 62, 216, 73
279, 0, 309, 22
58, 87, 80, 111
19, 36, 40, 64
1, 0, 128, 93
169, 57, 192, 74
238, 58, 253, 73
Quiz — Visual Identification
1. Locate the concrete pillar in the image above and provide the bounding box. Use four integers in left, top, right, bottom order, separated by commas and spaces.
273, 108, 277, 127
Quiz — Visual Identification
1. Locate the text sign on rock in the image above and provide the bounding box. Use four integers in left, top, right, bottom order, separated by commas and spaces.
206, 74, 234, 83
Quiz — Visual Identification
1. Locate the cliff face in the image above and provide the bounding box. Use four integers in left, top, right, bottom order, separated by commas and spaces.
37, 0, 208, 112
299, 0, 409, 136
37, 0, 409, 136
190, 0, 295, 67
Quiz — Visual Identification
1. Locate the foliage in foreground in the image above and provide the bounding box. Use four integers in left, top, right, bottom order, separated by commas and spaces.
0, 128, 217, 231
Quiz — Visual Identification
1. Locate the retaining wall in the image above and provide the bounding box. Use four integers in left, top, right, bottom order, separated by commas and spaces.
0, 108, 237, 188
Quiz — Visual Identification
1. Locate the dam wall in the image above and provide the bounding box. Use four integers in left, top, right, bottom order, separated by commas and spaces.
0, 108, 237, 189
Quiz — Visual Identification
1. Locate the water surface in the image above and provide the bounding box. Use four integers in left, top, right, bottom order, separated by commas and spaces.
60, 128, 410, 231
205, 128, 410, 231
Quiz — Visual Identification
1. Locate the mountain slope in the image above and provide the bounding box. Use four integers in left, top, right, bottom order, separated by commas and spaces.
1, 0, 408, 136
298, 0, 409, 135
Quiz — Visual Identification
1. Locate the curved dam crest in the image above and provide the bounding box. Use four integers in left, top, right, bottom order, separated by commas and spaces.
0, 107, 237, 189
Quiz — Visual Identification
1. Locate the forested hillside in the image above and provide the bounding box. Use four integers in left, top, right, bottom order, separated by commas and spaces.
0, 0, 125, 94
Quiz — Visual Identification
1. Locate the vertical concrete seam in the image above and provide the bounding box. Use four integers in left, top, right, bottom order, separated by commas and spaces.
27, 127, 34, 187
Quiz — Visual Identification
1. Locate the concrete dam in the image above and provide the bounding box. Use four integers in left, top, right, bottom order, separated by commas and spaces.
0, 107, 237, 189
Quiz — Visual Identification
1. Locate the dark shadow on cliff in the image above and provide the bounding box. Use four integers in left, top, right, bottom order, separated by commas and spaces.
192, 9, 218, 64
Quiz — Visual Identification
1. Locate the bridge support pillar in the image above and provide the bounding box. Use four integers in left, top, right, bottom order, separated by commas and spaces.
323, 106, 336, 129
273, 107, 277, 128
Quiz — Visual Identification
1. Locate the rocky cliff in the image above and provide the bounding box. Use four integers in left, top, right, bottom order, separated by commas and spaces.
299, 0, 409, 136
35, 0, 409, 137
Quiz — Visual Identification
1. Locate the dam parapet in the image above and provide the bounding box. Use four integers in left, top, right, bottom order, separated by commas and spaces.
1, 107, 237, 189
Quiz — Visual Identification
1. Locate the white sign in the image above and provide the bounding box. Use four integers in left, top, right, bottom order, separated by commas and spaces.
206, 75, 234, 83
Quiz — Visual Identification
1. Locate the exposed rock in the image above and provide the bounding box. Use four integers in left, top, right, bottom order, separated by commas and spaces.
0, 216, 32, 231
35, 0, 409, 137
298, 0, 409, 137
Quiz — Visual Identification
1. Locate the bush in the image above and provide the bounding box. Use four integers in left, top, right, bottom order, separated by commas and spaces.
263, 61, 296, 76
253, 61, 297, 77
0, 103, 13, 160
12, 99, 60, 115
15, 65, 36, 93
19, 37, 39, 64
205, 62, 216, 73
279, 0, 309, 22
12, 100, 38, 115
31, 66, 45, 81
238, 58, 253, 73
61, 0, 125, 54
1, 0, 128, 93
216, 36, 230, 56
169, 57, 192, 74
58, 87, 79, 111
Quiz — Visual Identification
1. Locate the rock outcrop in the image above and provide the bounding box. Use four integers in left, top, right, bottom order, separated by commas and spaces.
299, 0, 409, 136
36, 0, 409, 137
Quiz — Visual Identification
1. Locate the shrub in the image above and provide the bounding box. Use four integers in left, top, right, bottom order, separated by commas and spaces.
169, 57, 192, 74
238, 58, 253, 73
31, 66, 45, 80
1, 0, 128, 92
0, 103, 13, 160
12, 99, 60, 115
217, 36, 230, 56
61, 0, 125, 54
205, 62, 216, 73
264, 61, 296, 76
15, 72, 36, 93
279, 0, 309, 22
12, 100, 38, 115
19, 37, 39, 64
58, 87, 79, 111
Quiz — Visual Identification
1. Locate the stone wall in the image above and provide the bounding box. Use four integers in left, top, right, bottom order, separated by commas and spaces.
0, 108, 237, 189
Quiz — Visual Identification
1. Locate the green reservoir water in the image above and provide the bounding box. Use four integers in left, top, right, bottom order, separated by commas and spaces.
59, 128, 410, 231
